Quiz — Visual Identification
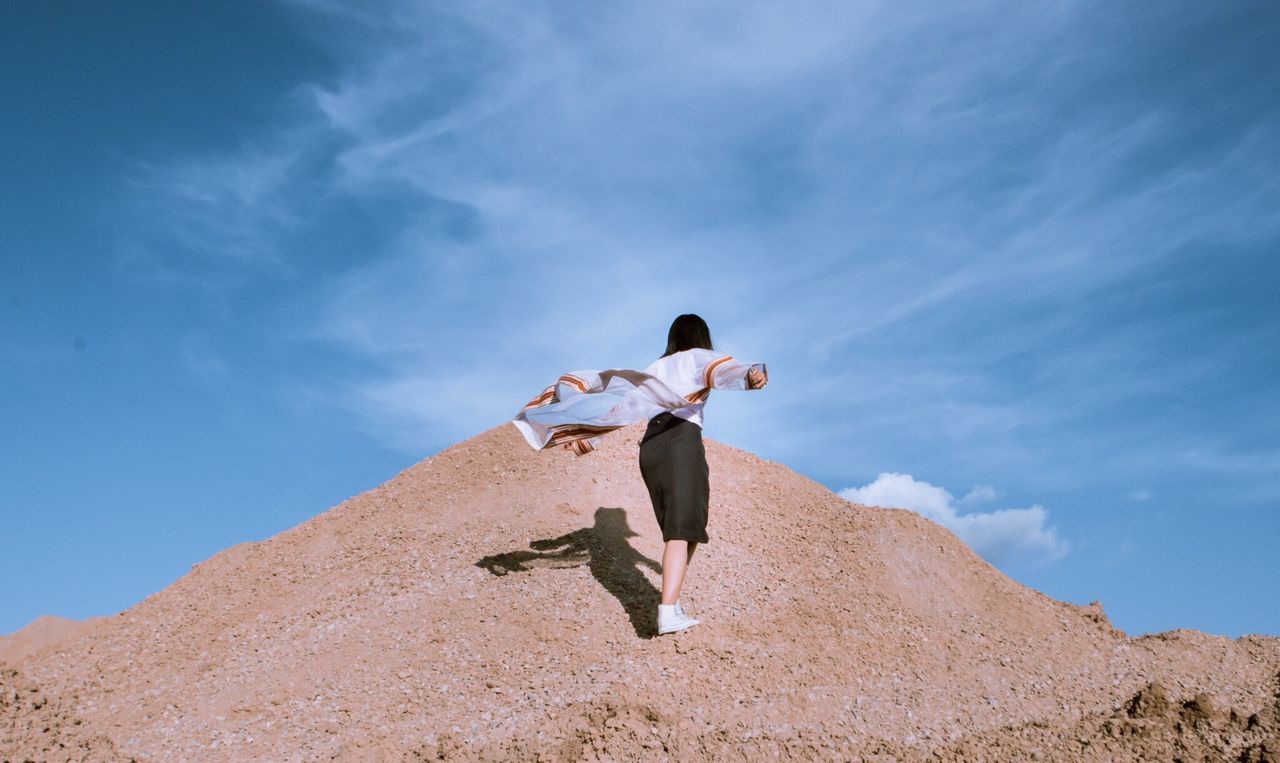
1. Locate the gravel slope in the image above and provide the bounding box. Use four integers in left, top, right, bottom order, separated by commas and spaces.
4, 422, 1277, 760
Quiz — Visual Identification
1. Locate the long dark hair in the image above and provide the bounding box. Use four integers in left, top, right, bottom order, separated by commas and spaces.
662, 314, 714, 357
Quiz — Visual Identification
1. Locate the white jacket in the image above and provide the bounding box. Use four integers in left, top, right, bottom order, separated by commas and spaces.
511, 348, 760, 456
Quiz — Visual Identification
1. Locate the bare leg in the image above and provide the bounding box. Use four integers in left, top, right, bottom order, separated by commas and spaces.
660, 539, 690, 605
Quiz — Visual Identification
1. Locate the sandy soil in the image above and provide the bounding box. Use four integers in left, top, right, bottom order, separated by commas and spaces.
0, 616, 97, 667
3, 422, 1277, 760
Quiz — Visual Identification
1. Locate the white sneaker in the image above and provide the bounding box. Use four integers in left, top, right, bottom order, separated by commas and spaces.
675, 600, 688, 618
657, 603, 700, 635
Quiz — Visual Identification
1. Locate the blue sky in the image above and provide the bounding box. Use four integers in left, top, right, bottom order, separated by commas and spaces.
2, 1, 1277, 638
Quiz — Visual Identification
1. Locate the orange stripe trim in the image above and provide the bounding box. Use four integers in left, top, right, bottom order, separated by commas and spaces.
522, 388, 557, 409
559, 374, 589, 393
548, 428, 621, 443
547, 422, 619, 433
547, 427, 620, 444
704, 355, 734, 388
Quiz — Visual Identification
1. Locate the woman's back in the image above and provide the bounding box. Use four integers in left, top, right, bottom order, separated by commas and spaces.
643, 348, 753, 428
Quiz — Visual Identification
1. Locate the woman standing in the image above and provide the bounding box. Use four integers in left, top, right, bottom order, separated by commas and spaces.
639, 314, 767, 635
510, 313, 767, 635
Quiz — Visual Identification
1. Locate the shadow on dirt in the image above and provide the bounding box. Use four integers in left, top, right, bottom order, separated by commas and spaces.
476, 507, 661, 638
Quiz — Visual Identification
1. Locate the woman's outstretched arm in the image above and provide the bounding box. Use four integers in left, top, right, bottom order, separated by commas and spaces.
702, 354, 767, 391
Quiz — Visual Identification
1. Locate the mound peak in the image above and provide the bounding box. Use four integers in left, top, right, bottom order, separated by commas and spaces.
4, 423, 1278, 759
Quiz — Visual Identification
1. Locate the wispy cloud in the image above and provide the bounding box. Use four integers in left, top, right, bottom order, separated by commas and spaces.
840, 472, 1069, 565
959, 485, 1000, 506
110, 0, 1280, 500
114, 129, 322, 281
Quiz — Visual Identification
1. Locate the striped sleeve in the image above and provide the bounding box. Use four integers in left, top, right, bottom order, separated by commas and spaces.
556, 372, 601, 395
702, 353, 752, 391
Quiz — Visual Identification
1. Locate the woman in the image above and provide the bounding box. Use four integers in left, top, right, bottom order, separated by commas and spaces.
639, 314, 767, 635
510, 314, 767, 635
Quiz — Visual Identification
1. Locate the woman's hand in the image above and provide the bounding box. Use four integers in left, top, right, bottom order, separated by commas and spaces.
747, 368, 768, 389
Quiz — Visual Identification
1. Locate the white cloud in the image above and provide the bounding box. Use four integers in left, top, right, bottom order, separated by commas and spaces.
839, 472, 1068, 565
116, 134, 315, 273
959, 484, 999, 506
266, 0, 1230, 461
110, 0, 1280, 486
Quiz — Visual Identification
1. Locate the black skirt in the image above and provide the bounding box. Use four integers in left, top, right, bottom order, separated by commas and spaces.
638, 412, 710, 544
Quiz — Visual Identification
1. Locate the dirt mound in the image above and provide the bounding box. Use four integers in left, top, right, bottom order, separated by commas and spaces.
1, 662, 121, 762
4, 422, 1278, 760
924, 674, 1280, 761
0, 615, 100, 666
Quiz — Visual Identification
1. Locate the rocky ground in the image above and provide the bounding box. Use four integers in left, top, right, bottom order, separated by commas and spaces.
3, 422, 1277, 760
